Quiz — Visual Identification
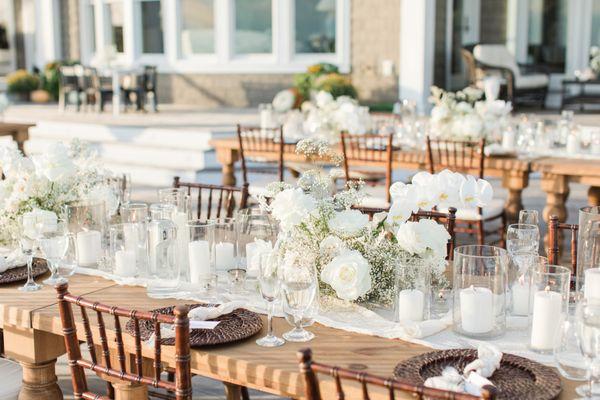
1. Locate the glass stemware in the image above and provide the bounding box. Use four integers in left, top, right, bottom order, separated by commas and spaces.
281, 253, 317, 342
17, 220, 42, 292
577, 299, 600, 398
519, 209, 540, 226
39, 222, 71, 285
256, 252, 285, 347
507, 223, 540, 256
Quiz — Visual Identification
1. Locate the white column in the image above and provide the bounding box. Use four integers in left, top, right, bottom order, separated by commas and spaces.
163, 0, 179, 63
216, 0, 233, 62
506, 0, 529, 62
566, 0, 591, 76
398, 0, 436, 113
123, 0, 137, 65
33, 0, 62, 67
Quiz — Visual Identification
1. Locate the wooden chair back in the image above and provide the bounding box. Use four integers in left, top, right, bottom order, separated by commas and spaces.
341, 132, 394, 203
297, 349, 494, 400
426, 136, 485, 179
56, 283, 192, 400
352, 205, 457, 260
173, 177, 249, 221
548, 215, 578, 278
461, 45, 478, 85
236, 124, 285, 184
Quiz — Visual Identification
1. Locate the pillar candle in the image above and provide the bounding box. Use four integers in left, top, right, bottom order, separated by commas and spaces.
114, 249, 136, 277
530, 289, 563, 351
122, 223, 139, 251
501, 129, 516, 151
215, 242, 235, 271
397, 289, 425, 322
188, 240, 211, 283
566, 134, 580, 155
584, 268, 600, 302
511, 280, 532, 316
459, 286, 494, 334
76, 230, 102, 267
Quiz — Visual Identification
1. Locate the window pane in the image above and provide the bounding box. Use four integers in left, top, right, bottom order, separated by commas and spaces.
107, 2, 124, 53
592, 0, 600, 46
526, 0, 567, 73
141, 0, 164, 53
180, 0, 214, 55
295, 0, 336, 53
234, 0, 272, 54
89, 5, 96, 53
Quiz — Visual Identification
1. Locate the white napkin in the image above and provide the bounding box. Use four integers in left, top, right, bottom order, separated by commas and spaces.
0, 248, 27, 273
424, 344, 501, 395
400, 312, 452, 339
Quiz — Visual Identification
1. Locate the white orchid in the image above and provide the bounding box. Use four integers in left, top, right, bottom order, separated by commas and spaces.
328, 209, 369, 237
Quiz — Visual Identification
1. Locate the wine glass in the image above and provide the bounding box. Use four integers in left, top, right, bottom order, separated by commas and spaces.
577, 299, 600, 398
256, 252, 284, 347
519, 209, 539, 226
17, 218, 42, 292
281, 253, 317, 342
39, 222, 71, 285
507, 223, 539, 256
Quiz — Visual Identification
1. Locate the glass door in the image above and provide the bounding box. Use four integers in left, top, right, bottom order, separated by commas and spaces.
448, 0, 480, 89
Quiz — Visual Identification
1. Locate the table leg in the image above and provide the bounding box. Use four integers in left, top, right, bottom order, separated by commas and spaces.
588, 186, 600, 206
541, 173, 570, 250
223, 382, 242, 400
215, 148, 239, 186
18, 359, 63, 400
13, 128, 29, 155
112, 382, 148, 400
502, 170, 529, 222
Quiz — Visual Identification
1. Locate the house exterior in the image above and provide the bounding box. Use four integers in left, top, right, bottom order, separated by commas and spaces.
2, 0, 599, 110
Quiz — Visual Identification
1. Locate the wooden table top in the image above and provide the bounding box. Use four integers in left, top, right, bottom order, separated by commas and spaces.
0, 273, 578, 399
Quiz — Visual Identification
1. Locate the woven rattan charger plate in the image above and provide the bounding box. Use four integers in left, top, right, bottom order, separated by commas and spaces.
394, 349, 561, 400
0, 258, 48, 285
126, 304, 263, 347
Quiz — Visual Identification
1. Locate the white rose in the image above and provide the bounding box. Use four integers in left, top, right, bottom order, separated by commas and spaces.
430, 104, 450, 123
270, 188, 318, 231
328, 209, 369, 237
247, 239, 273, 276
320, 235, 346, 256
272, 89, 296, 113
396, 221, 428, 255
321, 250, 371, 301
33, 142, 76, 182
315, 91, 334, 108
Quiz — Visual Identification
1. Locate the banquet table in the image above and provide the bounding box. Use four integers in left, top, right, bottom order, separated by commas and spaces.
0, 271, 581, 399
0, 122, 32, 153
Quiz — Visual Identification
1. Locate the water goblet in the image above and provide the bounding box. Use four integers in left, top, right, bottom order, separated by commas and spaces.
519, 209, 539, 226
281, 253, 317, 342
17, 224, 41, 292
256, 252, 284, 347
39, 222, 71, 285
507, 223, 539, 256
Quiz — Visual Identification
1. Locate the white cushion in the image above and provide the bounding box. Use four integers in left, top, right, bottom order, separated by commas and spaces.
516, 73, 549, 89
357, 196, 390, 209
474, 45, 520, 77
0, 359, 22, 399
441, 198, 505, 221
248, 184, 270, 198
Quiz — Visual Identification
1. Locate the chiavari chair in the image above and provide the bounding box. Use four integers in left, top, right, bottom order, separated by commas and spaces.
352, 205, 457, 260
425, 137, 506, 246
236, 124, 285, 186
56, 282, 192, 400
298, 349, 495, 400
548, 215, 578, 289
341, 132, 395, 203
173, 177, 249, 221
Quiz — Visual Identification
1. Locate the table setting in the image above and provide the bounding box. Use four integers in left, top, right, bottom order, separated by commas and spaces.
2, 137, 600, 399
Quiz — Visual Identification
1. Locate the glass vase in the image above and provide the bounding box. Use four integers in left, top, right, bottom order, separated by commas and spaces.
64, 201, 107, 269
578, 206, 600, 295
109, 222, 147, 278
394, 257, 431, 323
146, 203, 179, 297
159, 188, 191, 281
235, 208, 278, 279
120, 202, 148, 223
185, 220, 217, 295
212, 217, 237, 272
452, 245, 508, 339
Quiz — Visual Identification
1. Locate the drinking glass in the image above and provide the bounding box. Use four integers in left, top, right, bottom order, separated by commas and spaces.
256, 252, 285, 347
39, 222, 71, 285
518, 210, 540, 226
577, 299, 600, 398
507, 223, 540, 256
554, 313, 588, 381
17, 218, 42, 292
281, 252, 317, 342
120, 203, 148, 223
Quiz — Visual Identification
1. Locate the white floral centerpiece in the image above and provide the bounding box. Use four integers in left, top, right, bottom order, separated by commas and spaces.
0, 140, 116, 246
590, 46, 600, 76
301, 91, 371, 143
258, 139, 493, 307
429, 86, 512, 141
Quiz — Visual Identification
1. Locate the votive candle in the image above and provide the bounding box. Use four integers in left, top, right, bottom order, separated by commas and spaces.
215, 242, 235, 271
397, 289, 425, 322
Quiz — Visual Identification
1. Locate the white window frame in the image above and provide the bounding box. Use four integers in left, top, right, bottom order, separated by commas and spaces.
84, 0, 350, 73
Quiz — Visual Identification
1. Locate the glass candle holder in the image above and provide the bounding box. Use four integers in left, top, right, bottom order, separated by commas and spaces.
147, 203, 179, 298
452, 245, 508, 339
109, 222, 147, 278
236, 208, 278, 278
508, 254, 548, 318
186, 220, 215, 293
529, 264, 571, 354
120, 202, 148, 223
64, 201, 107, 268
159, 188, 191, 281
212, 217, 237, 272
394, 258, 431, 323
577, 206, 600, 294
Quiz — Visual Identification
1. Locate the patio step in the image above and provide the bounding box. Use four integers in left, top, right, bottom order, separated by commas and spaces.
25, 120, 231, 187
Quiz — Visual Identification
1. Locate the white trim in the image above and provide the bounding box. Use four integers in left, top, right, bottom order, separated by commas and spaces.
506, 0, 529, 62
33, 0, 62, 67
0, 0, 17, 73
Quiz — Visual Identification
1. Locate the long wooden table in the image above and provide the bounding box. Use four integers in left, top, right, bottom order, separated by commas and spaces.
0, 122, 32, 153
210, 138, 600, 225
0, 271, 580, 399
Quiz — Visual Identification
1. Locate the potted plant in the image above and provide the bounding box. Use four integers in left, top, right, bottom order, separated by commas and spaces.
6, 69, 39, 102
293, 63, 357, 104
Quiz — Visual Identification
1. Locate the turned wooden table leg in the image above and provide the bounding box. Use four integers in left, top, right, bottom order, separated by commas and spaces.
541, 173, 570, 252
588, 186, 600, 206
112, 382, 148, 400
18, 360, 63, 400
223, 382, 243, 400
215, 148, 239, 186
502, 170, 529, 223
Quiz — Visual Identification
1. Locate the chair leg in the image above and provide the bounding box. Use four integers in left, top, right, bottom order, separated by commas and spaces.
241, 386, 250, 400
500, 212, 507, 248
477, 220, 485, 245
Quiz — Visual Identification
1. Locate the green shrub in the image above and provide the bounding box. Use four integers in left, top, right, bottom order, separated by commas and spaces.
293, 62, 357, 102
6, 70, 39, 93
